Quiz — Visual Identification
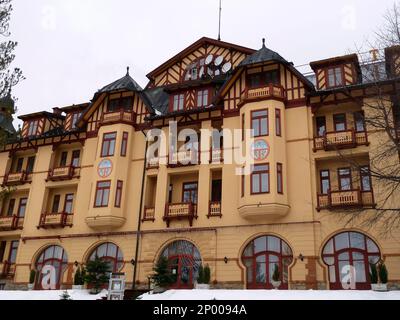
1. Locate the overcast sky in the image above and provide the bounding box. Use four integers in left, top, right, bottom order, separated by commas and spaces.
7, 0, 397, 127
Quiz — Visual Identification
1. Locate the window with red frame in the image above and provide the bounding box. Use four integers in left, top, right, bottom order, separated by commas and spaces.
275, 109, 281, 136
327, 66, 344, 87
354, 111, 365, 132
17, 198, 27, 217
108, 96, 133, 112
71, 112, 82, 129
196, 89, 209, 107
251, 109, 268, 137
15, 158, 23, 173
51, 195, 61, 213
360, 166, 372, 192
251, 163, 270, 194
333, 113, 346, 132
8, 240, 19, 264
338, 168, 352, 190
121, 132, 128, 157
64, 194, 74, 214
101, 132, 117, 157
115, 180, 123, 208
277, 163, 283, 194
247, 70, 279, 88
27, 120, 39, 136
172, 94, 185, 111
320, 170, 330, 194
94, 181, 111, 207
7, 199, 15, 216
26, 156, 35, 174
71, 150, 80, 167
60, 151, 68, 167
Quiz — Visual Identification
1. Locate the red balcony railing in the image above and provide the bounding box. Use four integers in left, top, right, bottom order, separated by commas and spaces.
0, 215, 24, 231
142, 206, 155, 222
0, 261, 16, 279
38, 212, 73, 229
2, 171, 30, 186
47, 165, 78, 181
100, 109, 133, 124
168, 150, 199, 167
239, 84, 285, 106
208, 201, 222, 218
163, 202, 197, 227
317, 189, 375, 210
313, 129, 368, 151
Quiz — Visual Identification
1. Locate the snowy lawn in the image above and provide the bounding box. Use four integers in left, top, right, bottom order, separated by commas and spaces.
138, 289, 400, 300
0, 289, 108, 300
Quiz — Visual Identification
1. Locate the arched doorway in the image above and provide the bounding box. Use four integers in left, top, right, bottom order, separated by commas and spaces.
322, 231, 381, 290
35, 245, 68, 290
88, 242, 124, 272
242, 235, 293, 289
159, 240, 202, 289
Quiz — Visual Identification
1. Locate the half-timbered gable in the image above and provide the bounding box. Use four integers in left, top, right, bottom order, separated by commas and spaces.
19, 111, 65, 139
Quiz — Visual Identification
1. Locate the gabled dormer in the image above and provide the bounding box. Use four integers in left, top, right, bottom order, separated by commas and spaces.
310, 54, 361, 90
58, 103, 88, 131
19, 110, 64, 139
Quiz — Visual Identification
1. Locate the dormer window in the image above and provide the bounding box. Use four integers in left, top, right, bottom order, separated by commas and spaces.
247, 70, 279, 89
196, 89, 210, 107
71, 112, 82, 129
173, 94, 185, 111
108, 96, 133, 112
27, 120, 39, 136
327, 66, 344, 88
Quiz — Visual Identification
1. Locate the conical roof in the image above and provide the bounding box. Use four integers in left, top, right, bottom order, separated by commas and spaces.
239, 39, 287, 67
99, 67, 142, 93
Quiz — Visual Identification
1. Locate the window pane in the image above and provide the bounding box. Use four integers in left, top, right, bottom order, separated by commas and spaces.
323, 239, 334, 254
367, 239, 379, 253
252, 110, 268, 117
252, 174, 260, 193
335, 233, 350, 251
267, 236, 280, 253
102, 189, 110, 206
260, 118, 268, 135
95, 190, 102, 206
350, 232, 365, 250
354, 261, 366, 282
261, 173, 269, 192
252, 119, 259, 136
254, 237, 266, 254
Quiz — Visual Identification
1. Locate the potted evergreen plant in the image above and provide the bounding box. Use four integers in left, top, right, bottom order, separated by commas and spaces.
271, 265, 281, 289
28, 269, 36, 290
72, 266, 85, 290
195, 264, 211, 289
151, 256, 176, 294
84, 256, 110, 294
370, 261, 389, 291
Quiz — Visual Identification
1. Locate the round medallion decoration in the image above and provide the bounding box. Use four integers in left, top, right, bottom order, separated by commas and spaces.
251, 139, 270, 161
97, 159, 113, 178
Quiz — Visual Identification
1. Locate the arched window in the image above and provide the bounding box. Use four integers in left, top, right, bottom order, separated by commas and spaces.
322, 231, 381, 290
88, 242, 124, 272
242, 235, 293, 289
35, 245, 68, 290
160, 240, 202, 289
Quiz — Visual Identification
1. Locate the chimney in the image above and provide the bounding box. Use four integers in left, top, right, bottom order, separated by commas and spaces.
52, 107, 62, 115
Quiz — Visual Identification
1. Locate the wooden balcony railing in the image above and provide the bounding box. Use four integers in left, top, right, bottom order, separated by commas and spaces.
239, 84, 285, 106
208, 201, 222, 218
38, 212, 73, 229
163, 202, 197, 227
101, 109, 133, 124
0, 261, 16, 279
314, 129, 368, 151
210, 149, 223, 163
142, 207, 155, 222
2, 171, 30, 186
317, 189, 375, 210
0, 215, 24, 231
47, 165, 78, 181
168, 150, 199, 167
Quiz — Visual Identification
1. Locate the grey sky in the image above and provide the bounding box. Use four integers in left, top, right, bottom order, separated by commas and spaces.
8, 0, 396, 127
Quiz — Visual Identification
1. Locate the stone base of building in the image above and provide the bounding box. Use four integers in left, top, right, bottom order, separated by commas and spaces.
0, 279, 28, 291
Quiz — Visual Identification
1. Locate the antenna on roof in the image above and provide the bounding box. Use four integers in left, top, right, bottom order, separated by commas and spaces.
218, 0, 222, 41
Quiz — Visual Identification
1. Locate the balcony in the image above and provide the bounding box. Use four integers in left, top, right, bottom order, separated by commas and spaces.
210, 149, 223, 163
0, 215, 24, 231
38, 212, 73, 229
317, 189, 375, 210
208, 201, 222, 218
100, 109, 133, 125
238, 84, 285, 106
0, 261, 16, 279
313, 130, 368, 151
142, 207, 155, 222
168, 150, 199, 167
2, 171, 30, 186
163, 202, 197, 227
147, 157, 159, 169
47, 165, 78, 181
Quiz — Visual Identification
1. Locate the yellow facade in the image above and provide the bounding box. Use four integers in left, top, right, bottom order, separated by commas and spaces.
0, 37, 399, 291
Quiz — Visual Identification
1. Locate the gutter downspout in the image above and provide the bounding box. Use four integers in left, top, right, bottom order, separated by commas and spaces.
132, 130, 148, 289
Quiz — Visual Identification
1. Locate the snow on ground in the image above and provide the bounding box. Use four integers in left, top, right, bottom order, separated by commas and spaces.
139, 289, 400, 300
0, 289, 108, 300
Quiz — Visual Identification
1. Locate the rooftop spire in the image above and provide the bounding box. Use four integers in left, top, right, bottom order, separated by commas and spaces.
262, 38, 266, 47
126, 66, 130, 76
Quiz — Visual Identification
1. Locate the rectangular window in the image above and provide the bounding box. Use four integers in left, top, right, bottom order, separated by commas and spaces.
7, 199, 15, 216
15, 158, 24, 173
248, 73, 261, 88
248, 70, 279, 88
316, 116, 326, 137
94, 181, 111, 207
0, 241, 6, 262
264, 70, 279, 85
354, 111, 365, 132
338, 168, 352, 191
327, 66, 344, 87
8, 240, 19, 264
196, 89, 209, 107
251, 109, 268, 137
27, 120, 39, 136
182, 182, 198, 204
211, 180, 222, 202
60, 151, 68, 167
320, 170, 330, 194
121, 132, 128, 157
108, 97, 133, 112
115, 180, 123, 208
360, 166, 372, 192
101, 132, 117, 157
277, 163, 283, 194
333, 113, 346, 132
26, 156, 35, 174
251, 164, 270, 194
173, 94, 185, 111
71, 112, 82, 129
64, 194, 74, 214
71, 150, 80, 167
51, 195, 61, 213
275, 109, 281, 137
17, 198, 27, 217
